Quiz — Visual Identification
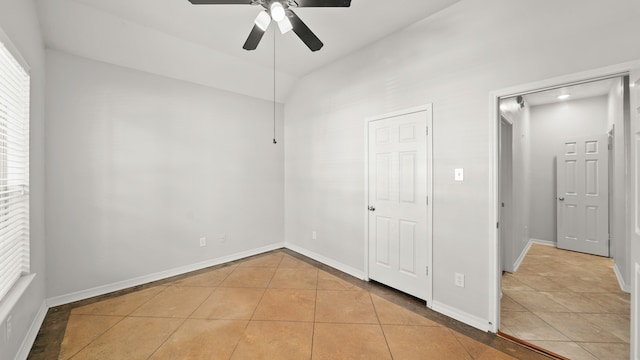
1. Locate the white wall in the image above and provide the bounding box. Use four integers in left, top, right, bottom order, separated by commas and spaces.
284, 0, 640, 326
608, 78, 630, 288
45, 50, 284, 299
0, 0, 46, 359
529, 96, 609, 243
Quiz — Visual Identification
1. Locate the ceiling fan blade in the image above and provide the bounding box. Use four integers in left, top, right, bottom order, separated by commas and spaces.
188, 0, 254, 4
289, 0, 350, 7
243, 24, 266, 50
286, 10, 323, 51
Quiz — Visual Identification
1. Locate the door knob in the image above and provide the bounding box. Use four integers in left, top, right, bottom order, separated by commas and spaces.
368, 206, 376, 212
558, 197, 565, 201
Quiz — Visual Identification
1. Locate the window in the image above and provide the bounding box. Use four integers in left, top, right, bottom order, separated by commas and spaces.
0, 39, 30, 302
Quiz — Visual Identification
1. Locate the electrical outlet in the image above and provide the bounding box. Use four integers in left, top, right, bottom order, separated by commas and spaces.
199, 237, 207, 247
219, 233, 226, 243
455, 273, 465, 288
312, 231, 317, 240
6, 315, 12, 340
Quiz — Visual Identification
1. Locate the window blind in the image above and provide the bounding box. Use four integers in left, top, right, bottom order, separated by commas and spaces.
0, 40, 30, 302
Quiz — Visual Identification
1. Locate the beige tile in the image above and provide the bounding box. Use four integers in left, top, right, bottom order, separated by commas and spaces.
317, 271, 356, 290
500, 311, 569, 341
579, 313, 630, 343
190, 287, 264, 320
585, 292, 631, 314
171, 266, 235, 287
71, 317, 183, 360
515, 275, 568, 291
579, 342, 629, 360
452, 331, 517, 360
71, 286, 166, 316
131, 286, 213, 318
252, 289, 316, 321
220, 267, 276, 288
231, 321, 313, 360
59, 315, 123, 360
312, 323, 391, 360
316, 290, 378, 324
237, 253, 284, 268
535, 312, 622, 343
541, 291, 607, 313
501, 294, 527, 312
370, 294, 439, 326
383, 325, 472, 360
501, 275, 534, 292
506, 290, 570, 312
149, 319, 246, 360
528, 341, 598, 360
268, 268, 318, 289
278, 255, 316, 269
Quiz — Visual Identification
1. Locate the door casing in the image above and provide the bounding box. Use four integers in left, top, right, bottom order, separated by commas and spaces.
489, 60, 640, 334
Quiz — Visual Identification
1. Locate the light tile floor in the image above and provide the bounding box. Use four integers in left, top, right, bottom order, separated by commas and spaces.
501, 243, 630, 360
30, 250, 550, 359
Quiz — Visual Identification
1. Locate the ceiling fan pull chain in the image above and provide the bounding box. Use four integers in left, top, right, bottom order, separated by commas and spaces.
273, 25, 277, 145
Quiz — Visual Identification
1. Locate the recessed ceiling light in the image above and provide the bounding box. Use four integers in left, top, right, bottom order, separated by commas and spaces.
557, 94, 571, 100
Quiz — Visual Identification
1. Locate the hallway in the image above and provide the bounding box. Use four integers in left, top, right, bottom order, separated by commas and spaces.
501, 243, 630, 359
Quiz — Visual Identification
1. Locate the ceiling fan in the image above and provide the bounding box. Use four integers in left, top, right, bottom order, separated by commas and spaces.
187, 0, 351, 52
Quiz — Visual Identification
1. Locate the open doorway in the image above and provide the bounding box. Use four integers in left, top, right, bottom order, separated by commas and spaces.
496, 76, 631, 359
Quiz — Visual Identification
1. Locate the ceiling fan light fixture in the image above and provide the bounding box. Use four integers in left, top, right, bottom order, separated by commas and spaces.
277, 16, 293, 34
254, 10, 271, 31
270, 1, 286, 22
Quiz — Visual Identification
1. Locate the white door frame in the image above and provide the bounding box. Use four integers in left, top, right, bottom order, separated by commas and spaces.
363, 103, 434, 306
488, 60, 640, 334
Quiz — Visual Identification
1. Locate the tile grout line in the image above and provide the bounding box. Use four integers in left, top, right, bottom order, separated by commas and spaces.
368, 292, 394, 359
310, 269, 319, 360
227, 253, 284, 359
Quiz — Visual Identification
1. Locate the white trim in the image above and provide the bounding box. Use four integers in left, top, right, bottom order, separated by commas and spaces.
0, 25, 30, 73
14, 301, 47, 360
512, 239, 532, 273
489, 59, 640, 335
530, 238, 557, 247
431, 300, 492, 332
363, 103, 434, 305
0, 274, 36, 325
46, 243, 284, 307
614, 262, 631, 293
284, 242, 365, 280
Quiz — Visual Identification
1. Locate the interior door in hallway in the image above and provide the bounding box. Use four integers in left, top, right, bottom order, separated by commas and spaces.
556, 134, 609, 256
367, 106, 432, 301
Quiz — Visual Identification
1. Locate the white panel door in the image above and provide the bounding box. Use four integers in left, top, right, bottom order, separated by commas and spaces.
556, 134, 609, 256
368, 108, 431, 301
629, 68, 640, 360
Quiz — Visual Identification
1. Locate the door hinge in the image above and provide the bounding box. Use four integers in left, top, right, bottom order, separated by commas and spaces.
426, 196, 429, 205
497, 222, 499, 229
426, 127, 429, 136
425, 266, 429, 276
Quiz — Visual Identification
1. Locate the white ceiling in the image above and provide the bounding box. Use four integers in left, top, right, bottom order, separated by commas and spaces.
36, 0, 460, 101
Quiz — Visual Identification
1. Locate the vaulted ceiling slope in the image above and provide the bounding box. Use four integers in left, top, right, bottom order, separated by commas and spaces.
36, 0, 460, 102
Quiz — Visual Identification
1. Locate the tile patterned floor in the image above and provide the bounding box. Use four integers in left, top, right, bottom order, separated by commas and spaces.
29, 249, 550, 359
501, 243, 631, 360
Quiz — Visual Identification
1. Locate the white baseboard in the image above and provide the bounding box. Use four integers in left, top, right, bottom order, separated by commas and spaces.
530, 238, 556, 247
14, 300, 47, 360
284, 242, 366, 280
47, 243, 284, 307
512, 239, 532, 272
614, 262, 631, 293
431, 300, 492, 332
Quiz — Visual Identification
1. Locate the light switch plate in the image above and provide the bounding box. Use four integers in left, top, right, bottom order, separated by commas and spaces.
455, 168, 464, 181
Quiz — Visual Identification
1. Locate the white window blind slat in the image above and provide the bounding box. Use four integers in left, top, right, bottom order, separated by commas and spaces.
0, 40, 29, 303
